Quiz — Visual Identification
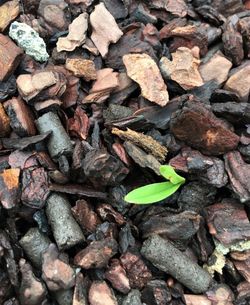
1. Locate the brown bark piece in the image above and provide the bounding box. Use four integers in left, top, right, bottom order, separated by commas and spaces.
89, 281, 118, 305
57, 13, 88, 52
65, 58, 97, 81
170, 100, 239, 155
184, 295, 211, 305
42, 244, 75, 291
4, 97, 36, 137
149, 0, 188, 17
0, 0, 20, 32
74, 238, 118, 269
68, 106, 90, 140
112, 128, 167, 162
205, 199, 250, 245
105, 259, 130, 294
0, 168, 20, 209
224, 61, 250, 102
160, 47, 204, 90
224, 151, 250, 203
231, 250, 250, 283
199, 51, 232, 85
71, 199, 101, 234
90, 3, 123, 58
0, 34, 23, 81
168, 25, 208, 57
0, 103, 10, 137
83, 68, 119, 104
16, 71, 65, 102
120, 251, 152, 289
123, 53, 169, 106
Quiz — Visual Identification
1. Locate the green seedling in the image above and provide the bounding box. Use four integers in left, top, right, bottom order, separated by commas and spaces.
124, 165, 185, 204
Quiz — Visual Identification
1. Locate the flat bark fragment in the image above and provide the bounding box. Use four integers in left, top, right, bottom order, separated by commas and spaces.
160, 47, 204, 90
112, 128, 167, 162
0, 0, 20, 32
0, 103, 10, 137
224, 61, 250, 102
65, 58, 97, 81
123, 53, 169, 106
0, 168, 20, 209
224, 151, 250, 203
199, 51, 232, 85
83, 68, 119, 104
0, 34, 23, 81
170, 100, 239, 155
90, 3, 123, 57
205, 199, 250, 245
57, 13, 88, 52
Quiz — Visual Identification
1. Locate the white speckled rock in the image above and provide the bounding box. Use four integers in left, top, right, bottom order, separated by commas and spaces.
9, 21, 49, 62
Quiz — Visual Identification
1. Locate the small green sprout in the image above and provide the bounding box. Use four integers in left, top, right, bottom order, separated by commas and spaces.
124, 165, 185, 204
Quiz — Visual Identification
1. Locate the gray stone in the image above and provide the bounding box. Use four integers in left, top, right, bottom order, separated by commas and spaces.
9, 21, 49, 62
122, 290, 142, 305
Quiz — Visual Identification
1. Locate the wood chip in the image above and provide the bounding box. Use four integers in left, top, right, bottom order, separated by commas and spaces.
0, 168, 20, 209
0, 0, 20, 32
65, 58, 97, 81
83, 68, 119, 103
123, 53, 169, 106
0, 102, 10, 137
90, 3, 123, 57
160, 47, 204, 90
112, 127, 167, 162
57, 13, 88, 52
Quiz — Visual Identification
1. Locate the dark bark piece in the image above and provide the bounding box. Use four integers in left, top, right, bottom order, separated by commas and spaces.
2, 132, 50, 150
74, 238, 118, 269
49, 184, 107, 200
19, 259, 47, 305
73, 273, 88, 305
195, 5, 225, 26
140, 211, 201, 246
42, 244, 75, 291
170, 147, 228, 188
4, 97, 36, 137
102, 0, 127, 19
168, 25, 208, 57
170, 100, 239, 155
46, 193, 85, 250
71, 200, 101, 234
239, 17, 250, 58
123, 141, 161, 175
0, 230, 19, 287
106, 26, 156, 70
0, 34, 23, 81
83, 148, 129, 186
54, 289, 73, 305
131, 4, 157, 25
212, 102, 250, 124
21, 167, 50, 209
119, 223, 136, 253
0, 75, 16, 102
141, 235, 212, 293
68, 107, 90, 140
105, 259, 131, 294
205, 199, 250, 245
96, 204, 126, 226
120, 251, 152, 289
0, 270, 12, 305
210, 89, 241, 103
0, 103, 10, 137
103, 104, 133, 122
0, 168, 20, 209
141, 280, 172, 305
222, 16, 244, 66
19, 228, 51, 268
177, 181, 217, 213
88, 281, 118, 305
36, 112, 73, 160
224, 151, 250, 203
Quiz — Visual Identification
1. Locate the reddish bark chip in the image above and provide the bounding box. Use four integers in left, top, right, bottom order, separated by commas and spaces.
0, 34, 23, 81
88, 281, 118, 305
170, 100, 239, 155
0, 168, 20, 209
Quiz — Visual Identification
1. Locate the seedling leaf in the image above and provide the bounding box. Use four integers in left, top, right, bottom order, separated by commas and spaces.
159, 165, 185, 185
124, 181, 182, 204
